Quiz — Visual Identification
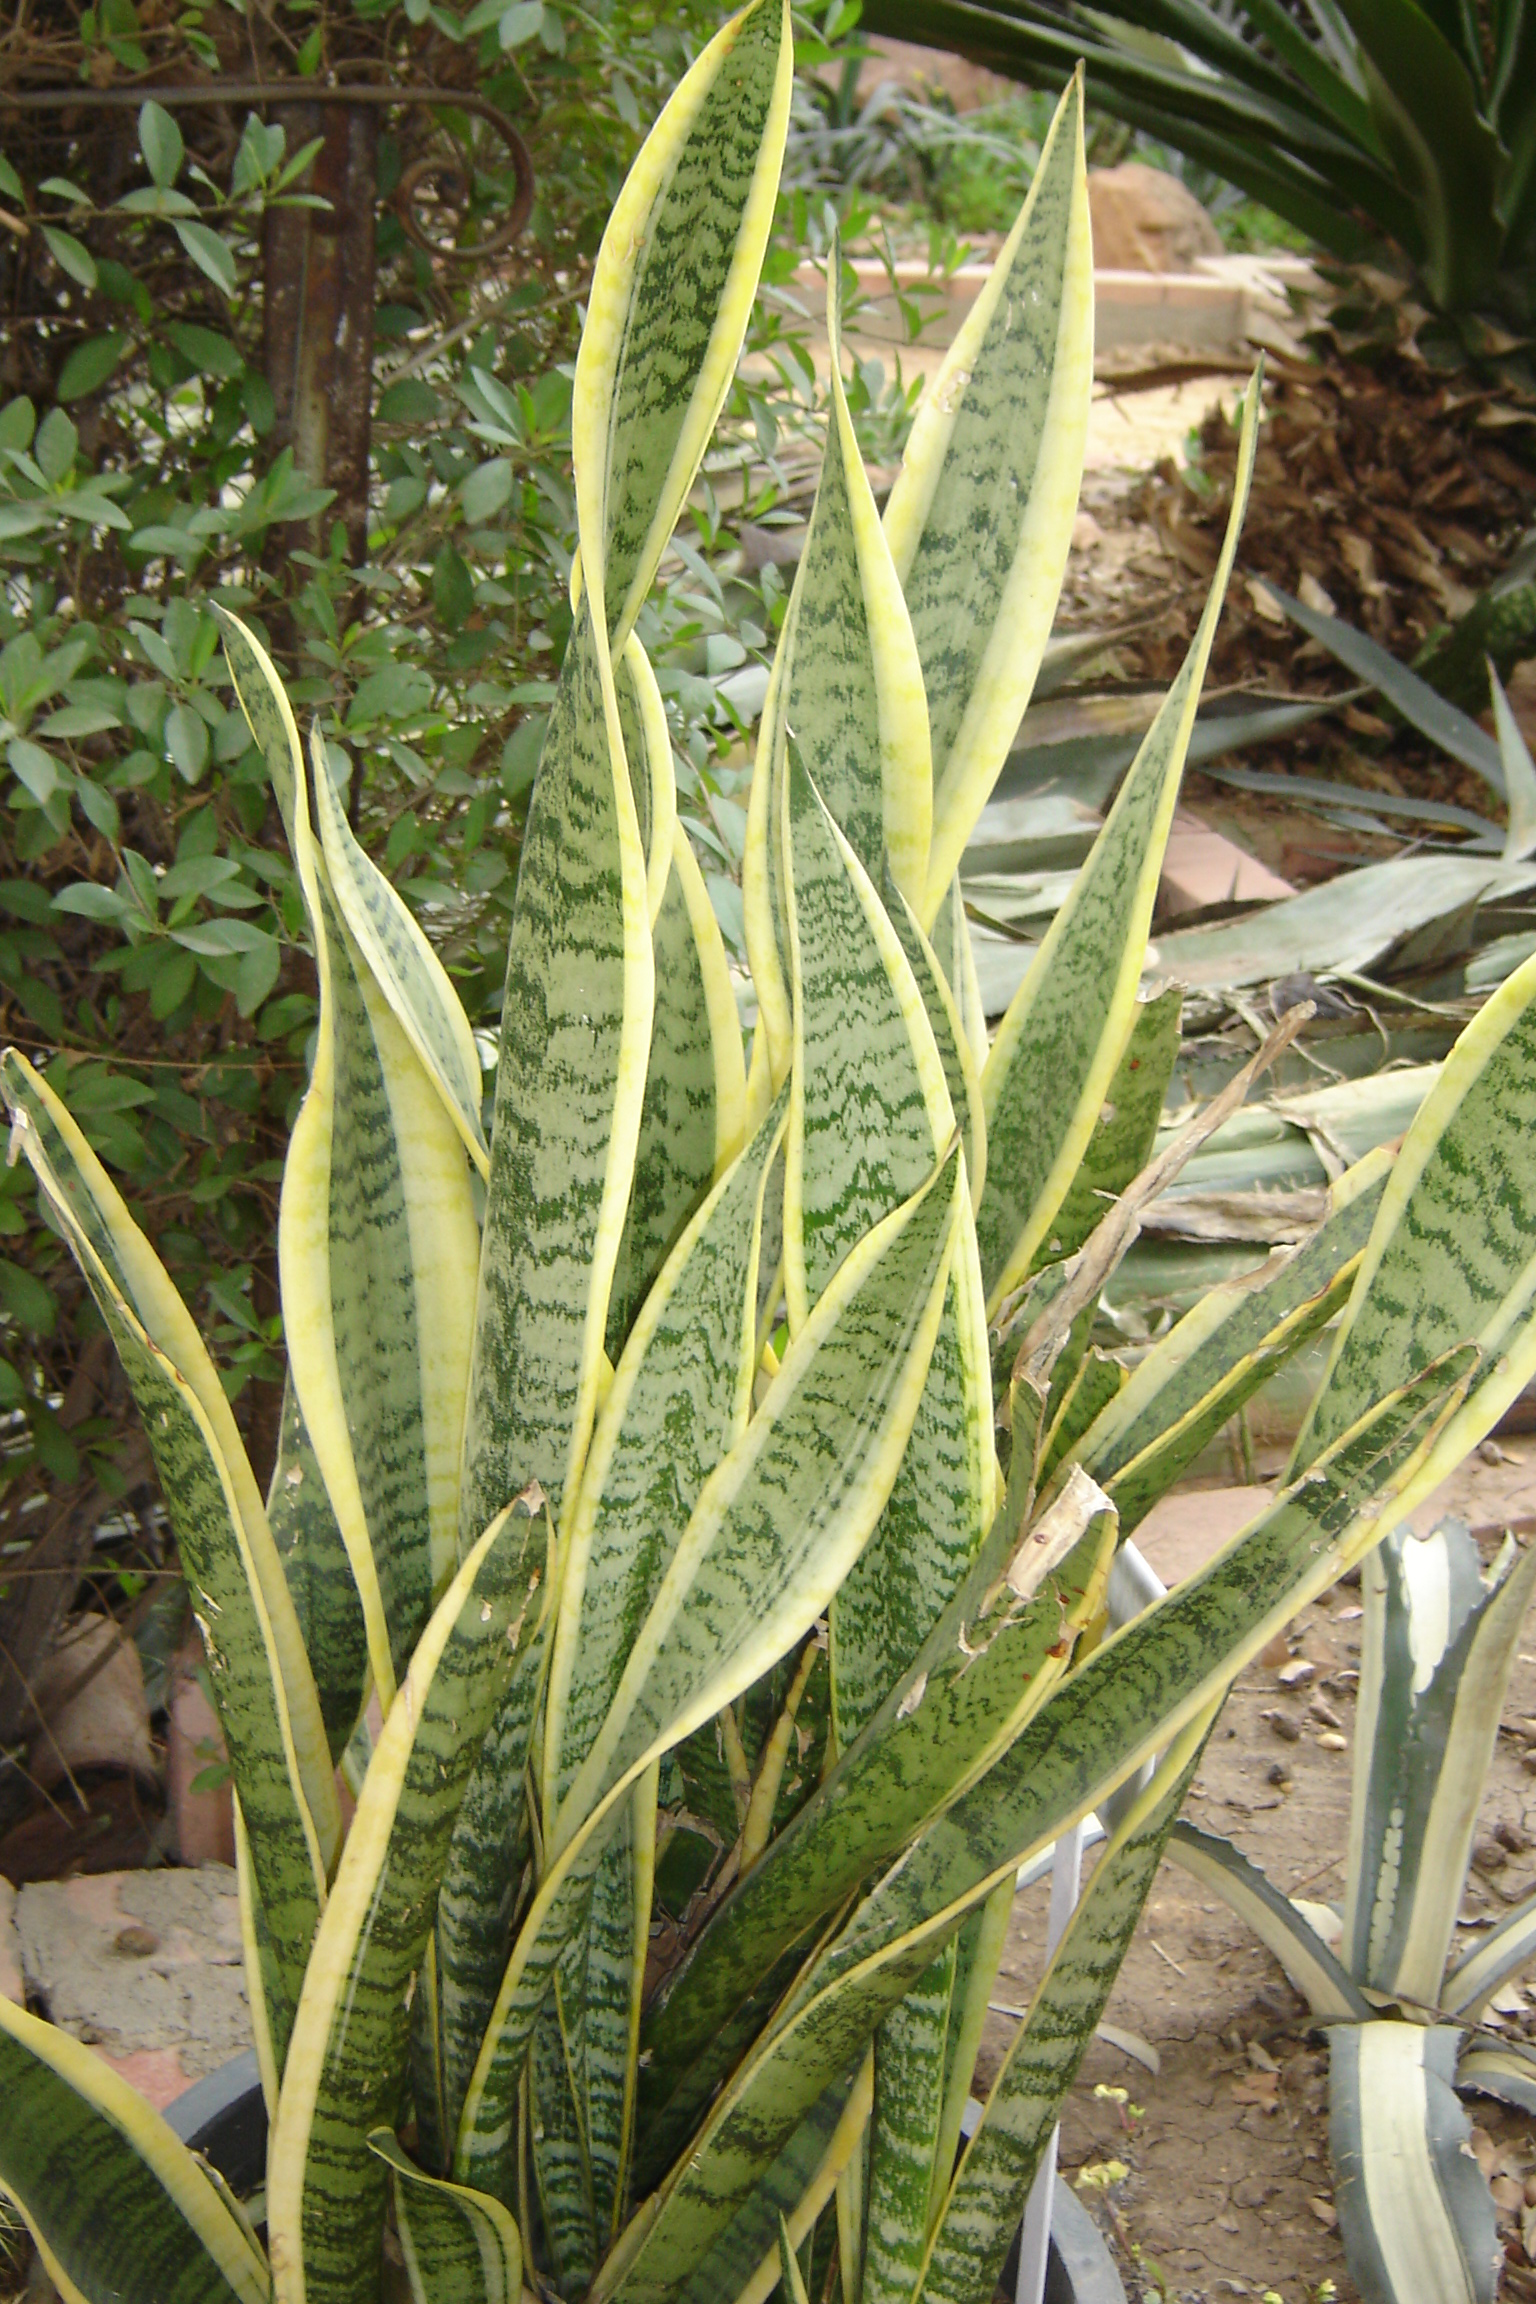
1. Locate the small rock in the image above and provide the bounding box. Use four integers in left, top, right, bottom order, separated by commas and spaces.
1474, 1838, 1510, 1873
1491, 2175, 1524, 2214
1308, 2197, 1338, 2229
1495, 1819, 1529, 1855
1277, 1658, 1316, 1688
1268, 1711, 1301, 1743
1259, 1632, 1292, 1669
1267, 1762, 1291, 1788
113, 1925, 158, 1959
1309, 1697, 1343, 1730
1246, 2039, 1279, 2072
1317, 1730, 1348, 1752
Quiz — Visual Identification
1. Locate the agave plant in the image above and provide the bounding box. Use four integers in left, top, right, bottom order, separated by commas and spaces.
1170, 1510, 1536, 2304
861, 0, 1536, 327
3, 15, 1536, 2304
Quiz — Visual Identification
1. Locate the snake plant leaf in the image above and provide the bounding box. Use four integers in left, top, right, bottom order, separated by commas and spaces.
929, 878, 989, 1067
724, 2065, 874, 2304
1033, 986, 1182, 1274
267, 1501, 547, 2304
1, 1057, 332, 2031
784, 743, 953, 1328
627, 1361, 1476, 2289
558, 1144, 964, 1844
615, 632, 679, 926
1345, 1518, 1536, 2006
267, 1375, 369, 1765
1296, 942, 1536, 1478
1165, 1823, 1371, 2020
546, 1086, 788, 1819
742, 247, 932, 1085
1327, 2022, 1499, 2304
606, 821, 748, 1363
636, 1469, 1117, 2182
234, 1800, 290, 2116
930, 1878, 1014, 2226
220, 614, 481, 1704
777, 2213, 812, 2304
0, 1998, 270, 2304
919, 1712, 1214, 2304
411, 1625, 548, 2172
460, 601, 653, 1546
1443, 1884, 1536, 2020
880, 74, 1093, 920
885, 874, 987, 1206
1071, 1145, 1392, 1533
366, 2133, 521, 2304
573, 0, 792, 655
861, 1948, 956, 2304
532, 1961, 599, 2294
976, 374, 1260, 1314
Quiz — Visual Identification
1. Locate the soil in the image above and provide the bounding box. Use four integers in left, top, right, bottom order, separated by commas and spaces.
975, 1444, 1536, 2303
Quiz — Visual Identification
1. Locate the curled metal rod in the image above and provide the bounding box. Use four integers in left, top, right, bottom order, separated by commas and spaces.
0, 78, 535, 257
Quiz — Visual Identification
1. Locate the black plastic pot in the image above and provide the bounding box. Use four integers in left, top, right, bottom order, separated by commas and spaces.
165, 2062, 1125, 2304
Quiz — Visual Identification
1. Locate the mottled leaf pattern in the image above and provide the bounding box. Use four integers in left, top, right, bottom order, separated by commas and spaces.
368, 2133, 522, 2304
862, 1949, 954, 2304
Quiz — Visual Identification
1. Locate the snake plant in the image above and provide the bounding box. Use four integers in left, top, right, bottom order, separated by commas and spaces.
4, 14, 1536, 2304
1170, 1507, 1536, 2304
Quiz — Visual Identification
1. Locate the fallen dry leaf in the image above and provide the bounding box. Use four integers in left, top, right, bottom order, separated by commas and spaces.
1230, 2070, 1280, 2108
1308, 2197, 1338, 2229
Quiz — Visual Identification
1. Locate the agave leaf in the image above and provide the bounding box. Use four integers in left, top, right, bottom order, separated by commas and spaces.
574, 0, 792, 654
880, 73, 1094, 919
1070, 1145, 1391, 1532
1327, 2022, 1498, 2304
606, 819, 748, 1361
975, 374, 1261, 1313
1345, 1519, 1536, 2005
460, 603, 653, 1545
1491, 661, 1536, 859
266, 1500, 547, 2304
0, 1996, 269, 2304
1295, 942, 1536, 1475
367, 2132, 521, 2304
221, 616, 481, 1703
614, 1363, 1471, 2300
743, 247, 933, 1084
1165, 1822, 1371, 2020
1456, 2039, 1536, 2113
1443, 1885, 1536, 2020
1, 1057, 332, 2035
918, 1711, 1215, 2304
636, 1467, 1116, 2183
545, 1086, 788, 1820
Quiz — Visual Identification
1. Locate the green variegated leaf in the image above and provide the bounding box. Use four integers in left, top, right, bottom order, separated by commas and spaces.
220, 617, 482, 1706
533, 1961, 597, 2295
1071, 1145, 1391, 1533
930, 1878, 1013, 2224
573, 0, 792, 654
1039, 1349, 1124, 1487
1345, 1518, 1536, 2005
636, 1466, 1116, 2182
783, 744, 952, 1330
1165, 1823, 1371, 2021
881, 74, 1093, 921
1297, 941, 1536, 1477
918, 1712, 1214, 2304
606, 822, 748, 1363
689, 2060, 872, 2304
460, 602, 653, 1546
0, 1999, 269, 2304
615, 632, 678, 927
267, 1502, 547, 2304
743, 246, 932, 1084
367, 2133, 521, 2304
778, 2213, 811, 2304
411, 1624, 548, 2172
1, 1057, 332, 2037
267, 1375, 369, 1765
861, 1948, 955, 2304
975, 376, 1261, 1313
1327, 2023, 1498, 2304
546, 1087, 788, 1818
928, 878, 988, 1070
614, 1364, 1471, 2302
1032, 987, 1182, 1273
884, 872, 987, 1211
